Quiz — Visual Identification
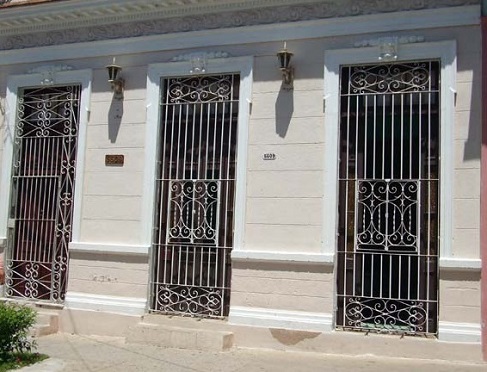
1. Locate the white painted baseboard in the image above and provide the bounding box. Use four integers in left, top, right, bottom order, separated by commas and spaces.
438, 321, 481, 343
229, 306, 481, 343
228, 306, 333, 332
65, 292, 147, 316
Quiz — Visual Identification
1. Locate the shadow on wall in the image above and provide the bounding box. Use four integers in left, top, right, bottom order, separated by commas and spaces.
275, 87, 293, 138
462, 69, 482, 161
461, 40, 481, 162
108, 97, 123, 143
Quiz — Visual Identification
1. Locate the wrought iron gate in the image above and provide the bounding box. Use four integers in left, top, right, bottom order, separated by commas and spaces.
5, 85, 81, 302
150, 74, 239, 317
336, 61, 440, 335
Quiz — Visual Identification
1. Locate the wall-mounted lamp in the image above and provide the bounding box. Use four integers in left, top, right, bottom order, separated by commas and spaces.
277, 42, 294, 90
106, 58, 124, 99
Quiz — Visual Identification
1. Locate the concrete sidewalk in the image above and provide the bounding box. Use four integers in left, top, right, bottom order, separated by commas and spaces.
17, 333, 486, 372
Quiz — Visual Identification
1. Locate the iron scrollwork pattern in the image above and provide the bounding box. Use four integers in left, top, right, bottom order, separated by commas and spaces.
348, 62, 431, 94
151, 73, 239, 318
336, 60, 440, 336
167, 180, 220, 245
345, 297, 428, 333
16, 86, 79, 138
166, 75, 234, 103
356, 180, 419, 252
5, 85, 80, 302
156, 284, 223, 317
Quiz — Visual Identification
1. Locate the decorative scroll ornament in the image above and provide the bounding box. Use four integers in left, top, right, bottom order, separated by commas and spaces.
356, 180, 419, 252
345, 297, 428, 333
16, 85, 79, 138
151, 72, 238, 318
27, 65, 73, 86
354, 35, 425, 48
156, 284, 223, 317
167, 180, 220, 244
171, 51, 230, 75
378, 37, 399, 61
166, 75, 234, 103
349, 62, 431, 94
5, 84, 80, 302
336, 60, 439, 336
354, 35, 426, 61
171, 51, 230, 62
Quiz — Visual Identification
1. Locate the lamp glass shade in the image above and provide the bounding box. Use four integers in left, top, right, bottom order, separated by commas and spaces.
277, 50, 293, 70
106, 64, 121, 82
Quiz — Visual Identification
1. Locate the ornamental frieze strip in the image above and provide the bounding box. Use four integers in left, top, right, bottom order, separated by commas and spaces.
0, 0, 480, 50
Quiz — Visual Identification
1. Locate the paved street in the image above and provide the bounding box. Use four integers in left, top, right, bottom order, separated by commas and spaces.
18, 333, 486, 372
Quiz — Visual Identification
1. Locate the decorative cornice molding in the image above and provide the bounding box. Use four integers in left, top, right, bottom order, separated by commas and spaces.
0, 0, 332, 35
0, 0, 479, 50
0, 0, 52, 7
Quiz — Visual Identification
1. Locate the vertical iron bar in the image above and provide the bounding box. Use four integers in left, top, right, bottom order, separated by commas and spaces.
343, 67, 351, 323
364, 95, 368, 179
400, 94, 404, 179
382, 95, 386, 179
373, 95, 377, 178
353, 92, 359, 299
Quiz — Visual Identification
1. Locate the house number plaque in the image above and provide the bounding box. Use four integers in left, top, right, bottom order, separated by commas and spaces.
105, 154, 124, 166
262, 153, 276, 160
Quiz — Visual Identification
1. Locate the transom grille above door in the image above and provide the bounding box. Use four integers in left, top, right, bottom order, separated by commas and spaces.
336, 61, 440, 335
5, 85, 81, 302
150, 74, 240, 317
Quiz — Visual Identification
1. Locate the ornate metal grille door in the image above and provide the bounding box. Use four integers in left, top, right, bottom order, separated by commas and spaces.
5, 85, 81, 302
336, 61, 440, 335
150, 74, 239, 317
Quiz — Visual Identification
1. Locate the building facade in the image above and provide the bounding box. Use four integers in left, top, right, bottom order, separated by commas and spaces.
0, 0, 484, 361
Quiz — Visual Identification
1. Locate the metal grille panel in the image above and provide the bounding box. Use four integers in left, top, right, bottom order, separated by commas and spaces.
336, 61, 440, 335
167, 180, 220, 245
356, 179, 419, 252
151, 74, 239, 317
5, 85, 81, 302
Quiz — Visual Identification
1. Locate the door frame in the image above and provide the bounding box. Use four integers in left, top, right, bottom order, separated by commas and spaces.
323, 41, 457, 326
0, 69, 92, 257
143, 56, 253, 306
323, 40, 456, 262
